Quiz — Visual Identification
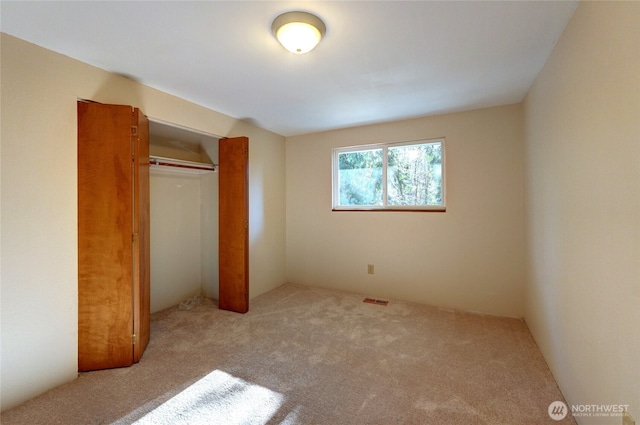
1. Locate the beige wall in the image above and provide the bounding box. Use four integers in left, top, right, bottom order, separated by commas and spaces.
286, 104, 525, 317
0, 33, 286, 410
523, 2, 640, 424
149, 170, 208, 312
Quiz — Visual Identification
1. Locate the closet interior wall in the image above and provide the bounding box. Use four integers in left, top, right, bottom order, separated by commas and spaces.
148, 123, 219, 313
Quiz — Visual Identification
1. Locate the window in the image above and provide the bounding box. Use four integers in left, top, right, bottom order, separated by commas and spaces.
332, 138, 445, 211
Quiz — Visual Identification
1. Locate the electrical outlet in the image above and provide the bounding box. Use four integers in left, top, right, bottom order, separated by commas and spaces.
367, 264, 374, 274
623, 412, 635, 425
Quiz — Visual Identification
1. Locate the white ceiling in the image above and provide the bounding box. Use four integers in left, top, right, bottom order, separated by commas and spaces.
1, 1, 578, 137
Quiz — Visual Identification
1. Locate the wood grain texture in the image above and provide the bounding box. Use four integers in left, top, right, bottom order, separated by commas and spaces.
78, 102, 134, 371
132, 108, 150, 362
218, 137, 249, 313
77, 102, 150, 371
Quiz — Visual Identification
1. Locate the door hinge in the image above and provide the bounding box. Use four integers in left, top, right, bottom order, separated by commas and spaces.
244, 220, 248, 229
131, 125, 138, 136
132, 334, 138, 345
132, 233, 138, 243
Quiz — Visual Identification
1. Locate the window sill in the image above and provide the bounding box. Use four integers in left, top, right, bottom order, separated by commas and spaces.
332, 207, 446, 213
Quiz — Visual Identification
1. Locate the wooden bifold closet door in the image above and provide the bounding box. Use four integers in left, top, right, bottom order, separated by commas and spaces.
77, 101, 150, 371
219, 136, 249, 313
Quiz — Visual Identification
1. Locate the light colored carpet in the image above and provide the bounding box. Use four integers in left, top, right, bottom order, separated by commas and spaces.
1, 283, 576, 424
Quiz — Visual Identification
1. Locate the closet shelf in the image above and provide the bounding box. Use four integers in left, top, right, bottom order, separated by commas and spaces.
149, 156, 216, 174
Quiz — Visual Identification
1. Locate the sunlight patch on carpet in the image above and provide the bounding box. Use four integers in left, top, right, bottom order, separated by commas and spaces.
130, 370, 284, 425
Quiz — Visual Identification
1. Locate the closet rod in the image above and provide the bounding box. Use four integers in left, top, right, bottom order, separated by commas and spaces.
149, 156, 216, 172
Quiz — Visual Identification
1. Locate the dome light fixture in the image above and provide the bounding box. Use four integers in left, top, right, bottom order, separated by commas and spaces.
272, 11, 326, 54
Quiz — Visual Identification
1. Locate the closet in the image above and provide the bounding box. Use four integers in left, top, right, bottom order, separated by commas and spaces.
148, 129, 249, 314
78, 102, 249, 372
77, 101, 150, 371
147, 120, 218, 313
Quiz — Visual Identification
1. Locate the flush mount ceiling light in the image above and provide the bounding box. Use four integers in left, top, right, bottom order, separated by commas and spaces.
272, 11, 326, 54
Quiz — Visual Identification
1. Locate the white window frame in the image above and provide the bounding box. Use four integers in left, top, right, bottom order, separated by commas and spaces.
332, 138, 446, 211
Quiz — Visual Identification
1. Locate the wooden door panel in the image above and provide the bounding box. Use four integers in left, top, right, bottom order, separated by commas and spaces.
133, 108, 150, 362
78, 102, 134, 371
219, 137, 249, 313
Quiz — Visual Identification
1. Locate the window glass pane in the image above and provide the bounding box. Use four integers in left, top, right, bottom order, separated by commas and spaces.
338, 149, 383, 206
387, 142, 443, 206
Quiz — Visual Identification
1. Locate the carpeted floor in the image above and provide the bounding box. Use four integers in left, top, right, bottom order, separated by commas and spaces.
1, 283, 576, 424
